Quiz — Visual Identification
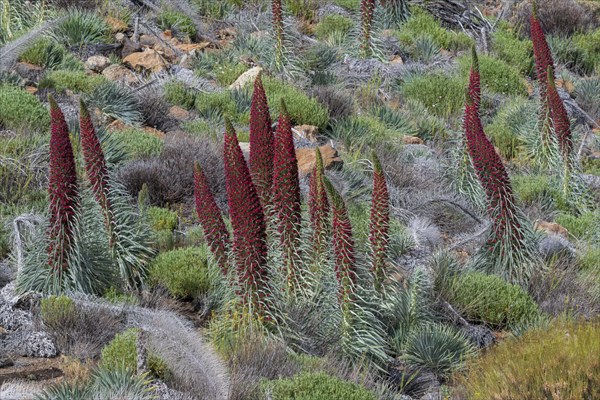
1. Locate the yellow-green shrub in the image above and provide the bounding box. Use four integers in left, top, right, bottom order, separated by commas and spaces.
0, 84, 50, 132
264, 372, 377, 400
41, 296, 76, 328
458, 54, 527, 96
401, 73, 465, 118
462, 318, 600, 400
100, 328, 139, 372
109, 128, 164, 159
315, 15, 353, 40
40, 70, 106, 93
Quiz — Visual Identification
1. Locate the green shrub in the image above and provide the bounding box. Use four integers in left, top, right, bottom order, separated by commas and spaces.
579, 247, 600, 272
449, 272, 540, 329
331, 115, 391, 149
315, 15, 353, 40
395, 7, 473, 51
40, 70, 106, 93
262, 77, 329, 128
164, 81, 196, 109
84, 82, 143, 126
462, 318, 600, 400
147, 206, 178, 232
19, 38, 84, 71
195, 91, 241, 121
0, 84, 50, 132
50, 9, 110, 47
484, 97, 535, 159
109, 128, 163, 159
512, 175, 557, 204
147, 353, 173, 381
0, 224, 9, 259
41, 296, 76, 328
100, 328, 139, 372
458, 54, 527, 96
214, 62, 248, 86
148, 246, 213, 299
555, 212, 600, 241
492, 22, 533, 76
401, 73, 465, 118
157, 10, 197, 39
103, 287, 138, 305
548, 33, 599, 75
265, 372, 377, 400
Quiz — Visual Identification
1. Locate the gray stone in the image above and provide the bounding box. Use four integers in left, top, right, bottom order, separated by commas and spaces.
85, 55, 111, 72
461, 325, 495, 349
539, 234, 574, 260
20, 331, 57, 358
0, 304, 30, 331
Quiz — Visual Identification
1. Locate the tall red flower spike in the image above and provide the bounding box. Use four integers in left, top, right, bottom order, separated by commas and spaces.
324, 178, 357, 307
464, 55, 524, 274
194, 162, 230, 274
360, 0, 376, 56
272, 100, 301, 290
308, 147, 330, 257
546, 68, 573, 160
79, 100, 112, 233
468, 45, 481, 110
47, 95, 80, 273
249, 73, 274, 209
530, 1, 554, 101
369, 151, 390, 291
272, 0, 284, 67
224, 118, 268, 314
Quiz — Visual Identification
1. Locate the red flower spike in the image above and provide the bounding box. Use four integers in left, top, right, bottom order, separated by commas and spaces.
224, 118, 268, 314
547, 68, 573, 159
360, 0, 376, 56
249, 73, 274, 209
324, 178, 357, 307
530, 1, 554, 101
47, 95, 80, 273
463, 60, 523, 255
79, 100, 112, 231
272, 100, 302, 289
308, 147, 330, 256
194, 162, 230, 274
468, 45, 481, 110
272, 0, 285, 66
369, 151, 390, 291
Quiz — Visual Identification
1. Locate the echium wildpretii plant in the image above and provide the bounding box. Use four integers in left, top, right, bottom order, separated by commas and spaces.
369, 152, 390, 292
46, 94, 80, 277
379, 0, 409, 28
323, 178, 357, 310
530, 1, 554, 105
272, 0, 285, 70
249, 74, 274, 210
308, 147, 330, 262
359, 0, 376, 58
224, 117, 269, 316
271, 100, 302, 292
464, 50, 536, 285
79, 100, 154, 289
194, 162, 230, 274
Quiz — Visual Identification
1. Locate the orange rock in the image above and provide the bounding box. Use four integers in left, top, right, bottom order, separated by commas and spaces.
402, 135, 424, 145
24, 86, 38, 95
168, 106, 190, 120
143, 126, 166, 139
296, 145, 343, 176
175, 42, 212, 53
534, 220, 570, 238
123, 49, 168, 73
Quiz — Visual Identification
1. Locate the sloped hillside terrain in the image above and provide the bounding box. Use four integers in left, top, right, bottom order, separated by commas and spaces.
0, 0, 599, 399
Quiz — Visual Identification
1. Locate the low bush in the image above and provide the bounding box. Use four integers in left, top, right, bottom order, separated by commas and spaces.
148, 246, 213, 299
100, 328, 139, 373
461, 318, 600, 399
147, 206, 178, 232
0, 84, 50, 132
40, 70, 106, 93
50, 9, 110, 47
331, 0, 360, 11
314, 15, 353, 41
511, 0, 595, 37
575, 76, 600, 122
195, 90, 247, 124
262, 77, 330, 128
548, 35, 598, 76
491, 22, 533, 76
109, 128, 164, 159
147, 353, 173, 381
555, 212, 600, 241
157, 10, 197, 39
41, 296, 76, 328
448, 272, 540, 329
264, 372, 377, 400
512, 175, 557, 205
484, 98, 535, 160
401, 73, 465, 118
19, 38, 83, 71
395, 7, 473, 51
579, 247, 600, 272
215, 62, 248, 87
458, 54, 527, 96
164, 81, 196, 109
